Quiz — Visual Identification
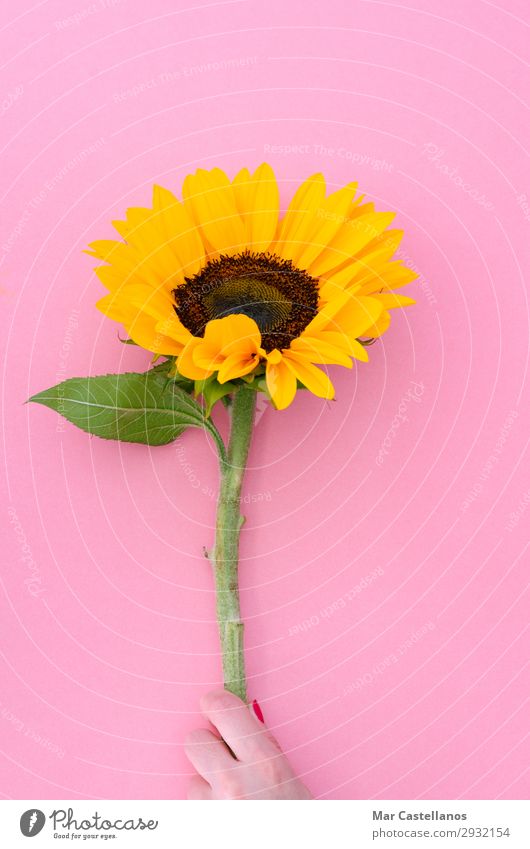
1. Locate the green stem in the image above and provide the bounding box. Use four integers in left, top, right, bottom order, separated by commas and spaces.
211, 385, 256, 703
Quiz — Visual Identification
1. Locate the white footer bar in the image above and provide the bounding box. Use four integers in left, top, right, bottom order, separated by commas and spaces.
1, 799, 528, 848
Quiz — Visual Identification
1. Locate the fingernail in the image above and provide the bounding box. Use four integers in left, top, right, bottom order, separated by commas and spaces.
251, 699, 265, 723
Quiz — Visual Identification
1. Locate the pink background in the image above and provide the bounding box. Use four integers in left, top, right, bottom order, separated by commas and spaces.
1, 0, 529, 801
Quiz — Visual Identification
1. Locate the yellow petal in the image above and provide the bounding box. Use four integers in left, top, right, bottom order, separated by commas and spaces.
283, 352, 335, 400
299, 182, 358, 269
188, 314, 262, 375
110, 283, 174, 322
117, 303, 184, 355
353, 264, 418, 294
310, 293, 384, 340
290, 332, 353, 367
100, 291, 185, 355
155, 313, 193, 345
217, 351, 261, 383
85, 239, 126, 261
360, 311, 391, 339
88, 196, 198, 292
266, 348, 282, 364
306, 289, 354, 332
87, 240, 143, 281
274, 173, 326, 263
370, 293, 416, 309
177, 338, 213, 380
232, 164, 279, 251
348, 339, 370, 362
231, 167, 253, 242
265, 355, 298, 410
125, 325, 183, 356
310, 211, 396, 277
111, 219, 131, 239
319, 262, 366, 300
182, 167, 246, 254
202, 314, 262, 356
96, 293, 128, 322
354, 228, 404, 264
310, 328, 370, 361
152, 184, 206, 278
94, 263, 134, 292
121, 205, 185, 285
192, 344, 225, 372
246, 163, 280, 251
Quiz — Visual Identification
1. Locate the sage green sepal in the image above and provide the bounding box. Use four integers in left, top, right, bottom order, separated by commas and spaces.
194, 375, 237, 416
28, 370, 226, 457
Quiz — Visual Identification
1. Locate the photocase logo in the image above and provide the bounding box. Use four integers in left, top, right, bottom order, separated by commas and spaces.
20, 809, 46, 837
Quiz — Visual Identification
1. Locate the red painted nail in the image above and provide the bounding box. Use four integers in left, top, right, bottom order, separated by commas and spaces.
252, 699, 265, 723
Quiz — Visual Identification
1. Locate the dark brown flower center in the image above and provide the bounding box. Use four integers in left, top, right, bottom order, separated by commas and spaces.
172, 251, 319, 352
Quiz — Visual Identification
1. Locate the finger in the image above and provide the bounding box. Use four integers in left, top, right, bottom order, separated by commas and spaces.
187, 774, 213, 800
200, 689, 282, 763
184, 727, 235, 783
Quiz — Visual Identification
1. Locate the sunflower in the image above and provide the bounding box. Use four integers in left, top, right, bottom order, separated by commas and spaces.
89, 164, 416, 410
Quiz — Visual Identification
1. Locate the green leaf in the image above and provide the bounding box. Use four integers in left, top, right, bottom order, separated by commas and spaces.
149, 358, 194, 393
28, 371, 226, 457
195, 375, 236, 416
148, 358, 173, 374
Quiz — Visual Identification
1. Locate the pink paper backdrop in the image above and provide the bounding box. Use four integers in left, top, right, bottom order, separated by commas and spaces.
1, 0, 529, 801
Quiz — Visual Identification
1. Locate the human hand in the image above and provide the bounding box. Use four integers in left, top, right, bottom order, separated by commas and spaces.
184, 689, 313, 800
